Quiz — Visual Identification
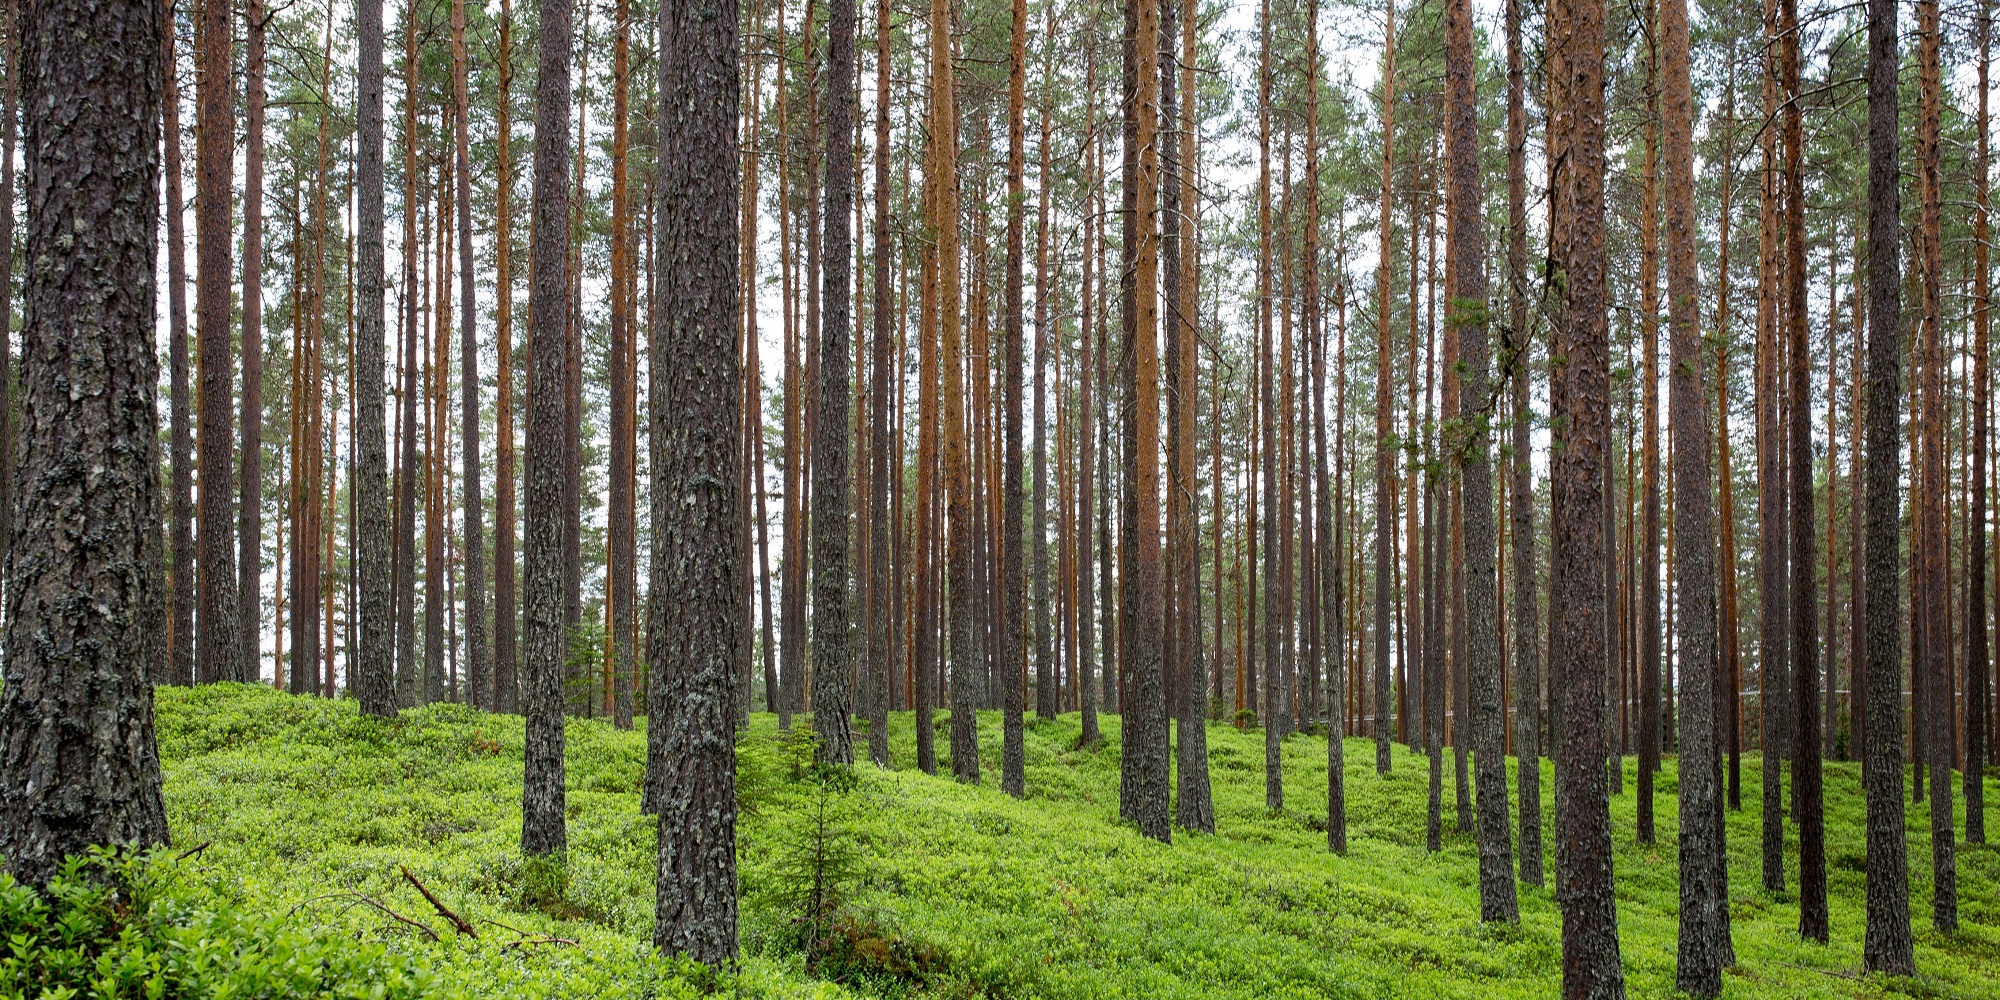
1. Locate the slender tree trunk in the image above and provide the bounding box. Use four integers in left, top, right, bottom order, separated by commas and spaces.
867, 0, 894, 764
523, 0, 573, 857
1549, 0, 1626, 984
163, 1, 194, 688
811, 0, 857, 765
239, 0, 266, 683
195, 0, 238, 684
352, 0, 394, 715
491, 0, 517, 714
1917, 0, 1956, 932
1504, 0, 1541, 888
1755, 0, 1787, 892
1443, 0, 1515, 920
1859, 0, 1914, 972
1373, 0, 1396, 773
1000, 0, 1028, 794
1781, 0, 1827, 939
1636, 17, 1660, 843
1969, 0, 1992, 846
931, 0, 975, 781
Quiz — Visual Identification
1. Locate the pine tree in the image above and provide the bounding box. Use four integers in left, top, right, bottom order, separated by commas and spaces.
0, 0, 173, 889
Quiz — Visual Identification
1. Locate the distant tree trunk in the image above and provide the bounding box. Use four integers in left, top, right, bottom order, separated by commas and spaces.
352, 0, 395, 716
1969, 0, 1992, 847
1118, 0, 1169, 843
449, 0, 488, 715
0, 0, 172, 888
932, 0, 976, 783
812, 0, 856, 766
239, 0, 266, 684
523, 0, 572, 857
867, 0, 894, 765
393, 0, 421, 708
1664, 0, 1728, 984
1504, 0, 1541, 888
1257, 0, 1280, 808
1754, 0, 1788, 894
492, 0, 517, 713
1446, 0, 1514, 921
163, 0, 194, 688
195, 0, 237, 684
608, 0, 637, 728
1782, 0, 1826, 940
1076, 46, 1100, 749
1859, 0, 1914, 973
1636, 15, 1660, 844
1304, 0, 1334, 849
1548, 0, 1627, 985
1373, 0, 1396, 775
652, 0, 741, 961
1916, 0, 1956, 933
1001, 0, 1028, 795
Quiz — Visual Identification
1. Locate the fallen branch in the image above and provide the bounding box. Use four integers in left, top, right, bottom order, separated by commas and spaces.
480, 917, 577, 949
290, 892, 441, 941
400, 865, 477, 937
172, 841, 211, 862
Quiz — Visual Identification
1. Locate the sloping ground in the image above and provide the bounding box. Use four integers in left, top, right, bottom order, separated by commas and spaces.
28, 685, 1997, 997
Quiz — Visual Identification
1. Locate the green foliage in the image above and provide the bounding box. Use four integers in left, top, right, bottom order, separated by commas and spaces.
49, 684, 1998, 999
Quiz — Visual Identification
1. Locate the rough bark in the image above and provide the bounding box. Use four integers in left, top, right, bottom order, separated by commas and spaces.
868, 0, 894, 765
523, 0, 573, 858
1504, 0, 1541, 889
195, 0, 237, 685
239, 0, 266, 684
1859, 0, 1914, 972
0, 0, 172, 888
1970, 0, 1992, 847
352, 0, 395, 716
1549, 0, 1626, 985
1916, 0, 1955, 933
1782, 0, 1826, 940
1664, 0, 1728, 984
812, 0, 856, 766
652, 0, 741, 961
933, 0, 977, 783
1446, 0, 1514, 922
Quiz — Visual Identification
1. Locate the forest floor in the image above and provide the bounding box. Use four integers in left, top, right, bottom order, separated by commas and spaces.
37, 684, 2000, 998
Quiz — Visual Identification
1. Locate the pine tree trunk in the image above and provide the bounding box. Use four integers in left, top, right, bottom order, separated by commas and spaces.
1859, 0, 1914, 972
1969, 0, 1992, 846
652, 0, 741, 961
931, 0, 975, 780
492, 0, 517, 714
1636, 16, 1661, 843
1782, 0, 1827, 939
0, 0, 172, 888
812, 0, 856, 765
1548, 0, 1627, 985
1373, 0, 1396, 774
1663, 0, 1729, 982
1504, 0, 1541, 888
195, 0, 238, 684
867, 0, 895, 765
163, 2, 195, 688
352, 0, 395, 716
523, 0, 573, 857
1446, 0, 1514, 921
1917, 0, 1956, 932
239, 0, 266, 684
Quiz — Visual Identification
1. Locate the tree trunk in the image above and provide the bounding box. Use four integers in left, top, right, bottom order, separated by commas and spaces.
1000, 0, 1028, 794
352, 0, 395, 716
1373, 0, 1396, 774
1549, 0, 1627, 985
811, 0, 856, 765
1782, 0, 1826, 939
1664, 0, 1729, 984
1636, 16, 1660, 842
163, 1, 194, 688
1916, 0, 1956, 933
652, 0, 741, 961
1504, 0, 1541, 888
931, 0, 975, 783
195, 0, 237, 684
239, 0, 266, 684
1969, 0, 1992, 847
523, 0, 572, 857
491, 0, 517, 714
1445, 0, 1514, 921
0, 0, 172, 887
867, 0, 894, 764
1859, 0, 1914, 972
1755, 0, 1786, 894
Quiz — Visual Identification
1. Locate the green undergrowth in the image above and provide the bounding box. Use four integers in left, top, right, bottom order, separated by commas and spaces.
8, 683, 1996, 998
